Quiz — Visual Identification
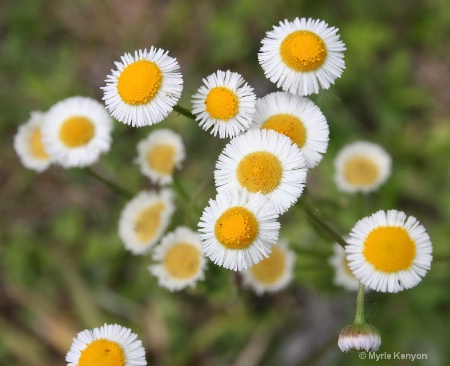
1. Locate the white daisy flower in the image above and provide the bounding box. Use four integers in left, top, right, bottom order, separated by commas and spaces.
66, 323, 146, 366
328, 242, 360, 291
136, 128, 185, 185
251, 92, 329, 168
102, 47, 183, 127
198, 189, 280, 271
118, 189, 175, 255
41, 96, 113, 168
149, 226, 206, 291
258, 17, 346, 96
241, 239, 295, 295
191, 70, 256, 138
13, 111, 52, 172
215, 129, 307, 215
346, 210, 433, 293
334, 141, 392, 193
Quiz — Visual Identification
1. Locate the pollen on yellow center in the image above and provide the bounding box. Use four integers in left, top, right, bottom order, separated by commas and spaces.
344, 156, 380, 186
146, 144, 176, 175
261, 114, 307, 148
59, 116, 95, 148
363, 226, 416, 273
117, 60, 162, 105
163, 243, 200, 279
30, 127, 49, 159
215, 206, 259, 250
280, 30, 327, 72
134, 202, 165, 243
78, 339, 125, 366
249, 246, 286, 285
205, 87, 239, 121
237, 151, 283, 194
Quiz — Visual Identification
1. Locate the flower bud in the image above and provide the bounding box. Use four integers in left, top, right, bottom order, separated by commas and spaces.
338, 323, 381, 352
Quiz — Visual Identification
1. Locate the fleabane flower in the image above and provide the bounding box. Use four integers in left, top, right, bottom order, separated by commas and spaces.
118, 190, 175, 255
346, 210, 433, 293
215, 129, 307, 215
198, 189, 280, 271
191, 70, 256, 138
241, 239, 295, 295
66, 323, 147, 366
251, 92, 329, 168
102, 47, 183, 127
13, 111, 52, 172
41, 96, 113, 168
334, 141, 392, 193
338, 323, 381, 352
149, 226, 206, 291
258, 17, 346, 96
328, 242, 360, 291
136, 129, 185, 185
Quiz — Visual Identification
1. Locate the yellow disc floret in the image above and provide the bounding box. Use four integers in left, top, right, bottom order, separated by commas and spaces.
164, 243, 201, 279
59, 116, 95, 148
249, 246, 285, 285
215, 206, 259, 249
134, 202, 165, 243
146, 144, 176, 175
78, 339, 125, 366
30, 127, 49, 159
344, 156, 380, 186
261, 114, 307, 148
118, 60, 162, 105
237, 151, 283, 193
363, 226, 416, 272
280, 30, 327, 72
205, 87, 239, 120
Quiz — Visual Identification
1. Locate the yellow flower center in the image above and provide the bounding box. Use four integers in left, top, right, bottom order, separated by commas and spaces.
30, 127, 49, 159
249, 246, 286, 285
117, 60, 162, 105
78, 339, 125, 366
280, 30, 327, 72
163, 243, 201, 279
146, 144, 176, 175
261, 114, 307, 148
134, 202, 165, 243
344, 156, 380, 186
363, 226, 416, 272
59, 116, 95, 148
205, 87, 239, 121
237, 151, 283, 193
215, 206, 259, 249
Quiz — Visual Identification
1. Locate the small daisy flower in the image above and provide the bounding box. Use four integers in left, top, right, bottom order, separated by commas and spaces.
198, 189, 280, 271
13, 111, 52, 172
66, 323, 147, 366
251, 92, 329, 168
42, 96, 113, 168
328, 242, 360, 291
338, 323, 381, 352
136, 129, 185, 185
334, 141, 392, 193
118, 189, 175, 255
149, 226, 206, 291
102, 47, 183, 127
215, 129, 307, 215
191, 70, 256, 138
258, 17, 346, 96
346, 210, 433, 293
241, 239, 295, 295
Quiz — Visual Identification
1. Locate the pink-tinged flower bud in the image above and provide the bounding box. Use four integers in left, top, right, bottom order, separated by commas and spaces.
338, 323, 381, 352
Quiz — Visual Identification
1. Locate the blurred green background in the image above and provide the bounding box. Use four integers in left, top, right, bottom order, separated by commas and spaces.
1, 0, 449, 365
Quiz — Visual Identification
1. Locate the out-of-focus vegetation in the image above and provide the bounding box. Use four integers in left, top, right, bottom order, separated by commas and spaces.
1, 0, 449, 365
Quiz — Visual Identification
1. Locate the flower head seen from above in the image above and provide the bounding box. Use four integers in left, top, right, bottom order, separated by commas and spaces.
328, 242, 360, 291
191, 70, 256, 138
258, 17, 346, 96
251, 91, 329, 168
136, 128, 185, 185
338, 323, 381, 352
13, 111, 52, 172
241, 239, 295, 295
149, 226, 206, 291
198, 189, 280, 271
118, 189, 175, 255
102, 47, 183, 127
346, 210, 433, 293
334, 141, 392, 194
66, 323, 147, 366
41, 96, 113, 168
215, 129, 307, 215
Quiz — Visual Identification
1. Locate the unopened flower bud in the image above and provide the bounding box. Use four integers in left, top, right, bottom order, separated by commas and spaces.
338, 323, 381, 352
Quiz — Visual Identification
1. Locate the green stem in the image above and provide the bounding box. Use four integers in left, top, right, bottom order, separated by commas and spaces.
173, 104, 196, 120
83, 168, 133, 199
354, 282, 366, 324
172, 173, 190, 203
